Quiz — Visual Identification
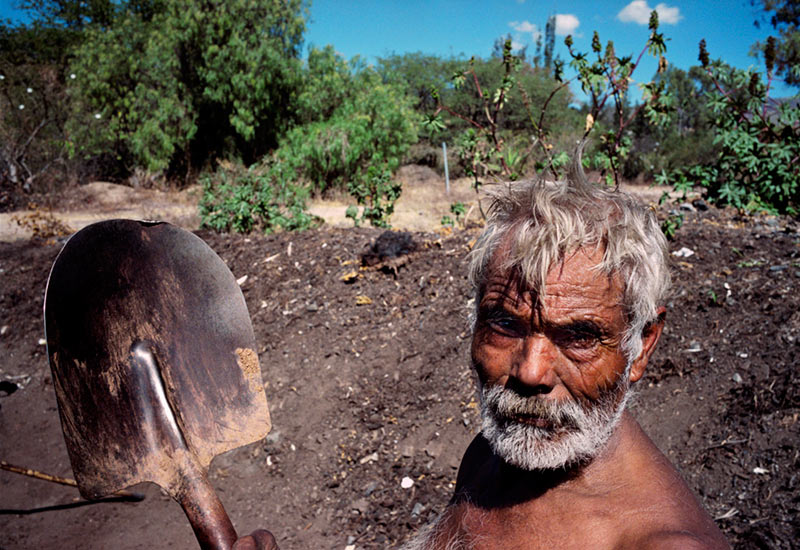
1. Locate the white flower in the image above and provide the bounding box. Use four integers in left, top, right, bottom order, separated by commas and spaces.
70, 73, 76, 79
26, 87, 33, 93
18, 104, 24, 110
94, 113, 101, 119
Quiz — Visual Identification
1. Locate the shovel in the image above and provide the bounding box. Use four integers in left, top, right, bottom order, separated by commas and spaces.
44, 219, 271, 550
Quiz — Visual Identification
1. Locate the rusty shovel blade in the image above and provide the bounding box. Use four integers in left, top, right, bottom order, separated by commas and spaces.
44, 220, 271, 550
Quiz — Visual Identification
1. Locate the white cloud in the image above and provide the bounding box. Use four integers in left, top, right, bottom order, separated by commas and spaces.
510, 20, 542, 41
554, 14, 580, 36
654, 3, 682, 24
511, 20, 536, 34
617, 1, 682, 25
511, 40, 526, 52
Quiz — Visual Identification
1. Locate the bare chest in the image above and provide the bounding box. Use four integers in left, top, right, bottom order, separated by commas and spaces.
439, 502, 621, 550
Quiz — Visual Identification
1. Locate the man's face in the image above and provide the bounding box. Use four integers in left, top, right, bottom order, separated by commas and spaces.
471, 245, 635, 471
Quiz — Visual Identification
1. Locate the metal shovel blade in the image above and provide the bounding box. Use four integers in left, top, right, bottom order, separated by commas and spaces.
44, 219, 270, 549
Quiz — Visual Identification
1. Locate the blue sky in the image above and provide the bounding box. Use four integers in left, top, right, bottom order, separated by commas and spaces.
1, 0, 795, 99
304, 0, 796, 99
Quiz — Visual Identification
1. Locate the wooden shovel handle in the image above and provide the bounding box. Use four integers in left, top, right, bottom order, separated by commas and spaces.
176, 469, 238, 550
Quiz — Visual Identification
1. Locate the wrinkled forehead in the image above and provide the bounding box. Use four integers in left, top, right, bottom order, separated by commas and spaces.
481, 238, 623, 308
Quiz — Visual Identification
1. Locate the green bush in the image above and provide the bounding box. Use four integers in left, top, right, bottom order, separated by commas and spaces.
278, 64, 418, 195
66, 0, 307, 175
665, 42, 800, 215
198, 161, 318, 233
200, 46, 419, 232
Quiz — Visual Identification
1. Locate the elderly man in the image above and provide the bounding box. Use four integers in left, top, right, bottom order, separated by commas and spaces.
234, 167, 728, 550
400, 167, 729, 550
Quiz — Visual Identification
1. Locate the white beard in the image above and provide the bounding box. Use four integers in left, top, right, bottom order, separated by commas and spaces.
479, 375, 630, 471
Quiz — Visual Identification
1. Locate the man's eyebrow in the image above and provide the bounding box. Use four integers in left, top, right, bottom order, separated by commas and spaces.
547, 319, 607, 336
478, 301, 516, 317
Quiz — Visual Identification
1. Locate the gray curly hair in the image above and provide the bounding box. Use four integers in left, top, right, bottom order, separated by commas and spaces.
468, 161, 671, 364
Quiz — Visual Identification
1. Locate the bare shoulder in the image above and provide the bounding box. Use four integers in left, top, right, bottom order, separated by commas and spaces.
616, 418, 730, 550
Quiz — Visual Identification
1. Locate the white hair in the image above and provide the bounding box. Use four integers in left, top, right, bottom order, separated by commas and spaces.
468, 160, 670, 363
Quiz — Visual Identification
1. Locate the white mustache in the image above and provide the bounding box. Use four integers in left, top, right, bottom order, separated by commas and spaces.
483, 386, 581, 429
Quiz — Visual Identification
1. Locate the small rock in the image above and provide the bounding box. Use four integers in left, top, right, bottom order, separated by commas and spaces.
732, 372, 743, 384
672, 247, 694, 258
411, 502, 425, 517
684, 341, 702, 353
679, 203, 696, 212
752, 467, 769, 475
358, 452, 378, 465
0, 325, 8, 336
236, 275, 248, 286
692, 198, 709, 211
365, 414, 382, 429
37, 338, 46, 346
401, 476, 414, 489
351, 498, 369, 514
769, 265, 788, 272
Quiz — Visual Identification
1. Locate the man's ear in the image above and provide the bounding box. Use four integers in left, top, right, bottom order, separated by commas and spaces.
629, 306, 666, 383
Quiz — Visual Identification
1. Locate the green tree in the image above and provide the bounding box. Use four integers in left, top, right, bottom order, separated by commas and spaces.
544, 14, 556, 71
16, 0, 120, 30
0, 1, 97, 192
752, 0, 800, 87
376, 52, 461, 113
625, 66, 716, 177
66, 0, 308, 176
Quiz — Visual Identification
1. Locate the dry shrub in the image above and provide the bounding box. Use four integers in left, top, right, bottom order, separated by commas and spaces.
11, 204, 74, 238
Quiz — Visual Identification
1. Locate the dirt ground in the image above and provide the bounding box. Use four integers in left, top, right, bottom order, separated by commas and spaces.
0, 168, 798, 549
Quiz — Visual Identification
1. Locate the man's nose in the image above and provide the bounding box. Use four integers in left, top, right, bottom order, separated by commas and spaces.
508, 335, 557, 396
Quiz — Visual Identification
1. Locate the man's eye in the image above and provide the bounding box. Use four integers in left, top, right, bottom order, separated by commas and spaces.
486, 315, 524, 336
552, 329, 600, 349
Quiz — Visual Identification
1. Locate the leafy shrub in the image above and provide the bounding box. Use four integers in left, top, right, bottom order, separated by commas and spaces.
664, 41, 800, 215
345, 162, 402, 228
266, 47, 418, 228
198, 161, 318, 233
426, 14, 671, 191
278, 68, 418, 196
200, 47, 419, 232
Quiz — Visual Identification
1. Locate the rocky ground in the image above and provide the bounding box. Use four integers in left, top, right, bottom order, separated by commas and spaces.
0, 183, 798, 549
